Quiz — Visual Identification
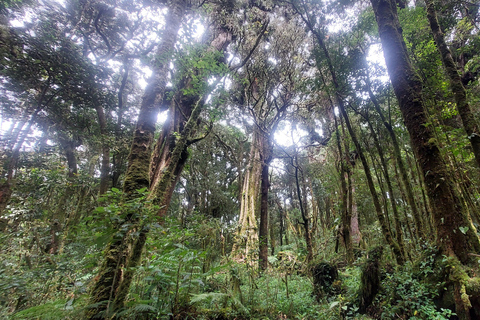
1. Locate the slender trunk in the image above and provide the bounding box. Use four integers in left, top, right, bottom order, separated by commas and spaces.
366, 117, 406, 262
300, 7, 403, 264
276, 197, 284, 247
371, 0, 480, 273
293, 154, 313, 263
259, 143, 271, 270
1, 108, 41, 215
335, 114, 353, 264
343, 107, 404, 264
112, 62, 129, 189
349, 176, 361, 247
425, 0, 480, 168
269, 206, 276, 256
366, 74, 424, 235
95, 104, 110, 195
48, 136, 78, 255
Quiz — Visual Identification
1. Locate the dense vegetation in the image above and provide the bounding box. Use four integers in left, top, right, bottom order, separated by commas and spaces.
1, 0, 480, 319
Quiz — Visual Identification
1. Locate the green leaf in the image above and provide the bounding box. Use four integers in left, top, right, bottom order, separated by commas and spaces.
459, 226, 469, 234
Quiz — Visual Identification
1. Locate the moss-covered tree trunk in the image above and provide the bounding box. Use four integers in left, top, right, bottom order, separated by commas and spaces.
48, 134, 78, 255
259, 132, 272, 270
86, 1, 186, 318
232, 128, 262, 261
366, 115, 406, 262
297, 4, 404, 265
365, 72, 424, 236
371, 0, 480, 264
334, 113, 354, 265
149, 76, 198, 217
425, 0, 480, 169
371, 5, 480, 314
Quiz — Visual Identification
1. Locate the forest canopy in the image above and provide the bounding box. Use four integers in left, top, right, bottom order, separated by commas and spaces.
1, 0, 480, 319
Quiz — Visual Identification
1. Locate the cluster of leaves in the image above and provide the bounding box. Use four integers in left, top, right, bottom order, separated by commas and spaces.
376, 249, 454, 320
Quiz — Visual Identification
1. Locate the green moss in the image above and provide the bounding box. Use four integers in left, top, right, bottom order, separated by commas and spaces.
13, 295, 88, 320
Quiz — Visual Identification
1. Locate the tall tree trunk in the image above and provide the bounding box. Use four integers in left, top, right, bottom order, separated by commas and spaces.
149, 77, 198, 217
95, 104, 110, 195
349, 175, 362, 247
335, 114, 354, 265
366, 116, 406, 262
371, 0, 480, 264
365, 72, 424, 236
112, 61, 130, 189
297, 4, 404, 264
293, 153, 314, 263
122, 0, 186, 196
371, 4, 480, 316
48, 135, 78, 255
87, 2, 186, 318
232, 128, 262, 261
259, 134, 272, 270
425, 0, 480, 168
0, 108, 40, 215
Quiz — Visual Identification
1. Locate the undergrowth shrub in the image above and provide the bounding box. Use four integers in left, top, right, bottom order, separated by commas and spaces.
377, 261, 454, 320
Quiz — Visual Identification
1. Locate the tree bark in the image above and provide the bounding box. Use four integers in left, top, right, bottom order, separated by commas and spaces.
95, 104, 110, 195
293, 153, 314, 263
259, 135, 272, 270
122, 0, 186, 196
370, 0, 480, 266
365, 72, 424, 236
366, 116, 406, 262
297, 3, 404, 264
425, 0, 480, 169
335, 113, 354, 265
87, 1, 186, 318
232, 128, 262, 261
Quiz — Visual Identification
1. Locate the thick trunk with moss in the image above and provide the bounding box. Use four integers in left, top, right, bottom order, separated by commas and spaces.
87, 2, 186, 318
232, 128, 262, 261
149, 77, 197, 217
425, 0, 480, 169
371, 0, 480, 265
123, 0, 186, 196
